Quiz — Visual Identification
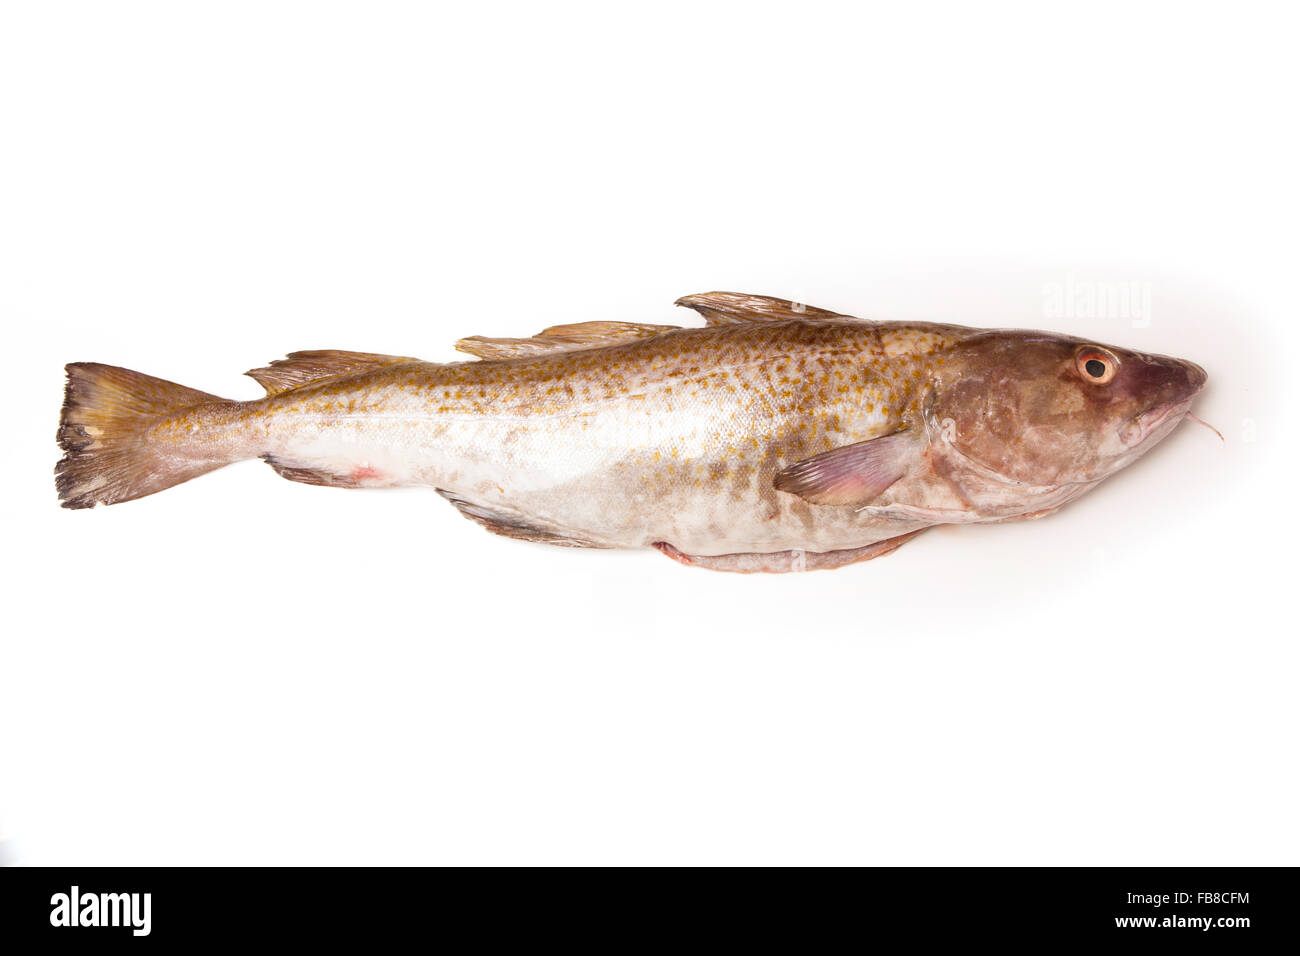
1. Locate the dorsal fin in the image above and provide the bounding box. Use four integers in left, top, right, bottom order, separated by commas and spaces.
674, 291, 849, 325
455, 321, 679, 360
246, 350, 421, 396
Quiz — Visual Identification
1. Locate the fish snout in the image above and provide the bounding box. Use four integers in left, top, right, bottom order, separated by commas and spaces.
1128, 354, 1207, 406
1115, 357, 1207, 449
1176, 358, 1209, 398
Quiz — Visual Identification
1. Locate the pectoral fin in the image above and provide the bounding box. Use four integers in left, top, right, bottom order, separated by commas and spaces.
774, 432, 918, 506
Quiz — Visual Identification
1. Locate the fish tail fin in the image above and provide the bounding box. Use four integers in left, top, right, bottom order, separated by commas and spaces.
56, 362, 234, 509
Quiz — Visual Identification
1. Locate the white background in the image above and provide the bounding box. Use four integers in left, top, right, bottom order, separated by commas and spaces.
1, 2, 1295, 865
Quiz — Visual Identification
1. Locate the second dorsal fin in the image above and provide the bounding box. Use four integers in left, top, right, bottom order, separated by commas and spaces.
455, 321, 680, 360
247, 350, 422, 396
674, 291, 849, 325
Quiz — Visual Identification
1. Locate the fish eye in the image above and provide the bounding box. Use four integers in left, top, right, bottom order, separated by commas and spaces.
1076, 348, 1117, 385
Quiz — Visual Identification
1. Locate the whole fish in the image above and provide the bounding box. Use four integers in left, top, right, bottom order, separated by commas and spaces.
56, 292, 1209, 572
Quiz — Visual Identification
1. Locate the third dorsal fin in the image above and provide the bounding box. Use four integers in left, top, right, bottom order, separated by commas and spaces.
674, 291, 849, 325
455, 321, 680, 360
247, 350, 422, 396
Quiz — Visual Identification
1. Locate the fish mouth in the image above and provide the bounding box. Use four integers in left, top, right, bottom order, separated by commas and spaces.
1120, 398, 1196, 448
1118, 358, 1207, 449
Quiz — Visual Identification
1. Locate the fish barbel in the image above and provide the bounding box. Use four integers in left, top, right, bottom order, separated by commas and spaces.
56, 292, 1208, 572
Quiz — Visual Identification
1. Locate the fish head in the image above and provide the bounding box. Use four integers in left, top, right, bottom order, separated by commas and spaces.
926, 331, 1207, 488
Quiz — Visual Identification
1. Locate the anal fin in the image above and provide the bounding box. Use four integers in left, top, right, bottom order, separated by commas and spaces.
652, 530, 926, 573
263, 454, 382, 488
437, 489, 610, 549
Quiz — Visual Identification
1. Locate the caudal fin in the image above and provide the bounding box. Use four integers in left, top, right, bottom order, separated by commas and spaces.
56, 363, 230, 509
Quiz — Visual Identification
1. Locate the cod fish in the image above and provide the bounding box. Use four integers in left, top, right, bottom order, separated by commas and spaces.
56, 292, 1209, 572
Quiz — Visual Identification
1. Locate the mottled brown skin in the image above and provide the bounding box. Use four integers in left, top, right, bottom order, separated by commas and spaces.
56, 292, 1208, 571
927, 334, 1207, 488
